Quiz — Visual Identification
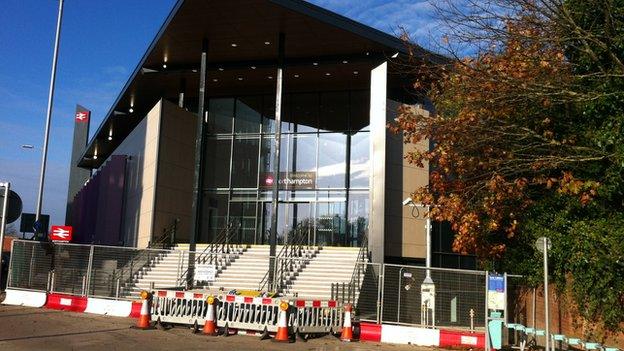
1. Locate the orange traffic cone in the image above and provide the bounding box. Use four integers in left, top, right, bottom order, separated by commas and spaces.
272, 300, 293, 343
203, 295, 218, 336
135, 291, 152, 330
340, 304, 354, 342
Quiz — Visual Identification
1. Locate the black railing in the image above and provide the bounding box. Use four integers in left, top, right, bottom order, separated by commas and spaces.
332, 233, 369, 305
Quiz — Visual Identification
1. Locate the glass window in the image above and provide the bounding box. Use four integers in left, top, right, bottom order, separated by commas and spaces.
231, 137, 260, 188
262, 95, 276, 134
200, 192, 228, 243
318, 133, 347, 188
316, 201, 346, 246
229, 202, 257, 244
292, 134, 317, 173
204, 137, 231, 188
350, 132, 370, 188
235, 96, 261, 134
319, 92, 349, 132
208, 98, 234, 134
348, 191, 369, 246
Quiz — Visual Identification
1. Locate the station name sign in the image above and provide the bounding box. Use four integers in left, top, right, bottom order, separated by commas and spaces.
261, 172, 316, 190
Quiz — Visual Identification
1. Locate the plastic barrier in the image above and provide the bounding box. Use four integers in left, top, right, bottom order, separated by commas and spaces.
151, 290, 210, 325
84, 298, 132, 317
150, 289, 343, 335
359, 322, 382, 342
380, 325, 440, 346
1, 289, 47, 307
130, 301, 143, 318
45, 293, 88, 312
439, 329, 486, 348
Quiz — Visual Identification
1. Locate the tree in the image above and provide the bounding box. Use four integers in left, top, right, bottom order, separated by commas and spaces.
393, 0, 624, 333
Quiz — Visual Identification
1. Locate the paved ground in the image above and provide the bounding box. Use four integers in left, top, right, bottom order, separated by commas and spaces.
0, 304, 430, 351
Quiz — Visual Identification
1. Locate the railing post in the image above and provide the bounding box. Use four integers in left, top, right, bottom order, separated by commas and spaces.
85, 245, 95, 296
115, 278, 120, 300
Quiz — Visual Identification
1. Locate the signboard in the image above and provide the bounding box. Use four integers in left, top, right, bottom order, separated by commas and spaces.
487, 274, 505, 310
20, 213, 50, 234
0, 189, 22, 224
75, 110, 90, 123
535, 237, 552, 253
50, 225, 73, 242
195, 264, 216, 282
260, 172, 316, 190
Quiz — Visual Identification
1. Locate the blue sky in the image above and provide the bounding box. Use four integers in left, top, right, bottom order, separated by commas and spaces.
0, 0, 442, 232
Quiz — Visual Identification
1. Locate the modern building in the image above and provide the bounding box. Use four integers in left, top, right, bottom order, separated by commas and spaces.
66, 0, 472, 268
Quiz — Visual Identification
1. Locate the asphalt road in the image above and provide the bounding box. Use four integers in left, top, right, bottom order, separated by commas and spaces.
0, 304, 429, 351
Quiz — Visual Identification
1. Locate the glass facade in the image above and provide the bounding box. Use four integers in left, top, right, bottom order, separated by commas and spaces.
201, 91, 370, 246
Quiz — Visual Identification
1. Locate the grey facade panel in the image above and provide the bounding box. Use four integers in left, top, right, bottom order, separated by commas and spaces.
65, 104, 92, 225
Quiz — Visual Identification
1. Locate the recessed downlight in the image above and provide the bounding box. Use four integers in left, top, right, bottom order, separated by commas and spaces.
231, 43, 238, 47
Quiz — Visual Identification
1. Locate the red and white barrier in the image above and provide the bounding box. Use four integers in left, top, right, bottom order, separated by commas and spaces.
84, 298, 132, 317
45, 293, 88, 313
439, 328, 486, 348
359, 322, 485, 348
1, 289, 47, 308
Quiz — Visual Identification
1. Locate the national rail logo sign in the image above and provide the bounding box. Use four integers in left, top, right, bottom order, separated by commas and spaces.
50, 225, 73, 242
75, 111, 90, 123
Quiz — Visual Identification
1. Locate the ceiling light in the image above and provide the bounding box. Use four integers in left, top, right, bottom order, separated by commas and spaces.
218, 67, 224, 71
108, 136, 113, 141
192, 69, 198, 73
313, 62, 318, 66
342, 60, 348, 64
294, 74, 300, 78
237, 77, 243, 81
212, 78, 218, 82
93, 155, 98, 160
325, 72, 331, 76
391, 52, 399, 58
129, 107, 134, 113
264, 41, 271, 45
268, 76, 273, 79
353, 71, 359, 75
162, 64, 167, 69
251, 66, 256, 70
231, 43, 238, 47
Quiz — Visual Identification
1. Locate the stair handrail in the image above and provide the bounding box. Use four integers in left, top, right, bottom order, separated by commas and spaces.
259, 224, 313, 292
109, 218, 180, 296
176, 220, 241, 287
332, 232, 369, 304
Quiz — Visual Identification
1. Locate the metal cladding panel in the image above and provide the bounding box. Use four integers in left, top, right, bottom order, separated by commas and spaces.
66, 105, 92, 225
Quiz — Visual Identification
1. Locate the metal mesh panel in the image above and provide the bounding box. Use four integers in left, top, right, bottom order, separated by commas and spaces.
51, 243, 91, 295
8, 240, 53, 291
382, 264, 486, 329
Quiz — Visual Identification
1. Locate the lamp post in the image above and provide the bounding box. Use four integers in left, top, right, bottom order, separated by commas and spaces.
402, 198, 433, 280
35, 0, 64, 226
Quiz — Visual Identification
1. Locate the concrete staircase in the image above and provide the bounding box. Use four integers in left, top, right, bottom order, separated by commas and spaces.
122, 244, 246, 298
122, 245, 363, 300
285, 246, 362, 299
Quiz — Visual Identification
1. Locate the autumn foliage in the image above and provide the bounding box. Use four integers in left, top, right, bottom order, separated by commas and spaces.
392, 1, 614, 260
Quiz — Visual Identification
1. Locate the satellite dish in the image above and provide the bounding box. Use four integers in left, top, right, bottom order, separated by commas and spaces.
0, 189, 22, 224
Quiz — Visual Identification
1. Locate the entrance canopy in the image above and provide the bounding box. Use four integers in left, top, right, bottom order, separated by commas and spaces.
78, 0, 445, 168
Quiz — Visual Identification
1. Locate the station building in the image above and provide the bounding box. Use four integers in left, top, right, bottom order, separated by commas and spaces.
66, 0, 474, 268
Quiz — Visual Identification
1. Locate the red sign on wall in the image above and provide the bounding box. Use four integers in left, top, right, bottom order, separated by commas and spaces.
50, 225, 73, 242
75, 111, 90, 123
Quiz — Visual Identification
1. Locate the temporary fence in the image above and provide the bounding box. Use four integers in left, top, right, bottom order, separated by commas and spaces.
7, 239, 515, 332
150, 289, 343, 334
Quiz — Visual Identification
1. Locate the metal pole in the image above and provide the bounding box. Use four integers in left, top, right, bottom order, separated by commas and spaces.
35, 0, 64, 223
485, 270, 490, 351
425, 206, 432, 282
268, 32, 285, 291
543, 239, 550, 351
0, 182, 10, 289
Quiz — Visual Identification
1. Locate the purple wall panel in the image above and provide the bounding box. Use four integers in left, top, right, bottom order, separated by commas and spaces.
70, 155, 126, 245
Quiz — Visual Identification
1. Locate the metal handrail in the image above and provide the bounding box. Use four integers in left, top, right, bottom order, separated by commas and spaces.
176, 221, 241, 286
332, 232, 368, 304
258, 224, 314, 292
109, 218, 179, 296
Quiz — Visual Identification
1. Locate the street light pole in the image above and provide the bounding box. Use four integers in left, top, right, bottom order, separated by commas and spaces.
35, 0, 64, 223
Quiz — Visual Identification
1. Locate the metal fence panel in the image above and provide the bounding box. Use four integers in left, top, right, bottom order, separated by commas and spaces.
381, 264, 485, 329
8, 240, 53, 291
51, 243, 91, 295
